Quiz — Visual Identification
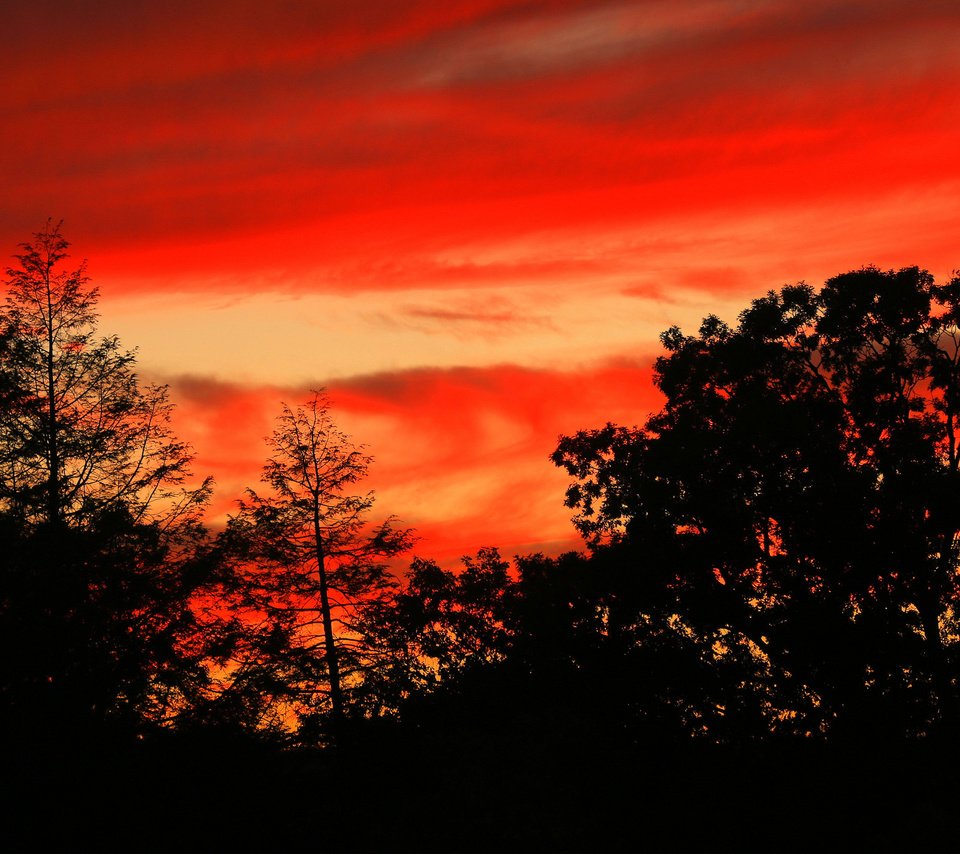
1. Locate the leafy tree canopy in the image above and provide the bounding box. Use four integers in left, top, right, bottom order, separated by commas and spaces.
553, 266, 960, 739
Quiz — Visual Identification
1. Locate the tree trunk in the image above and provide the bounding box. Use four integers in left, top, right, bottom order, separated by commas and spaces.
313, 508, 344, 736
43, 263, 61, 527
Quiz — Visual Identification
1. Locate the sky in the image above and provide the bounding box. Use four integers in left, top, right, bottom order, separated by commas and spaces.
3, 0, 960, 563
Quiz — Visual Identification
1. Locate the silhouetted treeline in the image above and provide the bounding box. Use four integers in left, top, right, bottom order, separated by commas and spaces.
3, 225, 960, 847
356, 266, 960, 749
553, 266, 960, 743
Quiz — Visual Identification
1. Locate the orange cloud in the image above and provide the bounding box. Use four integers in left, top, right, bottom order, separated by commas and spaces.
167, 358, 663, 562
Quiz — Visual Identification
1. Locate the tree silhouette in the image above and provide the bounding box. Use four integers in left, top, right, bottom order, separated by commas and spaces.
214, 391, 413, 740
553, 266, 960, 738
0, 221, 208, 529
357, 545, 771, 742
357, 548, 515, 718
0, 221, 214, 738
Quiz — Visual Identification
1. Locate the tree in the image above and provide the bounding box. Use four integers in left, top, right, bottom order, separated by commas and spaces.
358, 545, 768, 741
214, 391, 413, 740
0, 221, 214, 738
553, 266, 960, 739
356, 548, 516, 718
0, 220, 208, 529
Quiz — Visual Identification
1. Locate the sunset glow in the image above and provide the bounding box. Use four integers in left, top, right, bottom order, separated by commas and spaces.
6, 0, 960, 561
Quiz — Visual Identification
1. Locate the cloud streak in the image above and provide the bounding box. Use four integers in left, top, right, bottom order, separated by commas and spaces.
5, 0, 959, 278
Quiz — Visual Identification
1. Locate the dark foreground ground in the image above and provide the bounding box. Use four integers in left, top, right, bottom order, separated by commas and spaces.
3, 721, 957, 852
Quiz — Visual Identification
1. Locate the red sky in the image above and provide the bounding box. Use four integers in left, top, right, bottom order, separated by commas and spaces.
4, 0, 960, 562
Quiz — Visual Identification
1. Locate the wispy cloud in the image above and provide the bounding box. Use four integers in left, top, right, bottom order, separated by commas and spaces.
5, 0, 959, 276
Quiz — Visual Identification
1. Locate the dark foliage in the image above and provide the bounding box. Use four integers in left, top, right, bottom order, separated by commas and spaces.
553, 266, 960, 739
4, 230, 958, 846
0, 222, 215, 741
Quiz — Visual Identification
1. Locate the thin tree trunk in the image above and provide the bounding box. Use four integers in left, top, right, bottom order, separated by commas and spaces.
44, 262, 60, 527
313, 507, 343, 735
